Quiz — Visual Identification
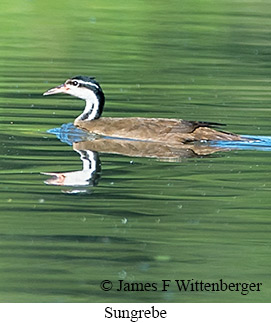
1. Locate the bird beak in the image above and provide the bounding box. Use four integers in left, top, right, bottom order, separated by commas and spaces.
41, 172, 66, 185
43, 84, 68, 96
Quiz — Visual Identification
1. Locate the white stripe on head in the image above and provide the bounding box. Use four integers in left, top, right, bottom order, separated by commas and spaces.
77, 79, 100, 89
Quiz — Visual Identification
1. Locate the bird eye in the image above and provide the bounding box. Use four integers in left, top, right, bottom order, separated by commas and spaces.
71, 81, 79, 86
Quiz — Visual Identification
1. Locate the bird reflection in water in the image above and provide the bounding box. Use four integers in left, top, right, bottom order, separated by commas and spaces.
41, 123, 229, 193
42, 149, 101, 194
42, 123, 271, 193
42, 149, 101, 186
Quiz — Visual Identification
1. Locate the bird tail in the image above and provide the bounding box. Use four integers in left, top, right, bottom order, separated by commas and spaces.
191, 121, 227, 129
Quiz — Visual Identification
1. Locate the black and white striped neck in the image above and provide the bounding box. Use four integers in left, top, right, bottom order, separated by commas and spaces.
70, 76, 105, 122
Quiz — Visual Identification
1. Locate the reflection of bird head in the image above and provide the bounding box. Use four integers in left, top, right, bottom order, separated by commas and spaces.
42, 150, 101, 187
42, 171, 90, 186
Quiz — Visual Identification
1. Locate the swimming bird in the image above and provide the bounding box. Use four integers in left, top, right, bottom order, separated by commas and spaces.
43, 75, 243, 143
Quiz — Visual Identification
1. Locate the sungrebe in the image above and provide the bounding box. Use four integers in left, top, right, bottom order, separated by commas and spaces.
43, 75, 243, 143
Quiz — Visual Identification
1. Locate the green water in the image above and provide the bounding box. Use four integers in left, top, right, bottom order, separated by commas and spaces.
0, 0, 270, 302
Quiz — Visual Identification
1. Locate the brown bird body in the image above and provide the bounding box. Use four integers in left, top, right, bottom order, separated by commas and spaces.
75, 117, 242, 143
44, 76, 244, 144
